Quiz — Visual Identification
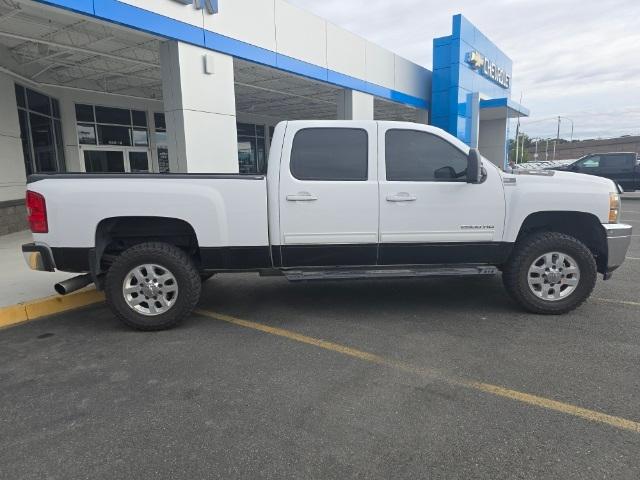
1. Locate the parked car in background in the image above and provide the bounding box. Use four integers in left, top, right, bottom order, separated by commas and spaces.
547, 152, 640, 191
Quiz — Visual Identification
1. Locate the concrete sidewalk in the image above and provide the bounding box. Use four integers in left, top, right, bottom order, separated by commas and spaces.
0, 230, 74, 308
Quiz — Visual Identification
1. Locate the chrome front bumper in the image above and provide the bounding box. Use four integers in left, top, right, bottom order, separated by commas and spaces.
602, 223, 633, 278
22, 243, 56, 272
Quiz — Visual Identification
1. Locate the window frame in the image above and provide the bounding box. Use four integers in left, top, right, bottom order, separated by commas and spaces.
74, 103, 149, 148
289, 127, 369, 182
384, 128, 468, 183
15, 84, 65, 174
577, 155, 601, 169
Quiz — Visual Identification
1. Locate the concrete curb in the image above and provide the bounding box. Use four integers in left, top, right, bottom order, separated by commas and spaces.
0, 288, 105, 330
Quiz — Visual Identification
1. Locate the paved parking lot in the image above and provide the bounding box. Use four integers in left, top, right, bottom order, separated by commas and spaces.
1, 207, 640, 479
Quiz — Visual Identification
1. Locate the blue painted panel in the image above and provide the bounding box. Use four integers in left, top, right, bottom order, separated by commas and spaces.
431, 90, 449, 116
431, 67, 450, 93
94, 0, 205, 46
35, 0, 430, 111
34, 0, 93, 14
431, 13, 527, 150
275, 54, 328, 83
328, 70, 368, 93
430, 115, 448, 130
390, 90, 429, 110
204, 30, 277, 66
432, 41, 451, 70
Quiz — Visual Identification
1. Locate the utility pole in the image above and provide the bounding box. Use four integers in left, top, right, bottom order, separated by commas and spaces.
520, 133, 525, 162
553, 115, 560, 160
513, 92, 523, 164
514, 124, 520, 163
545, 138, 549, 161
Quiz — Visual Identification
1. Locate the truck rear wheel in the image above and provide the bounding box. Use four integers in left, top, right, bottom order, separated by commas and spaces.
502, 232, 597, 315
105, 242, 201, 330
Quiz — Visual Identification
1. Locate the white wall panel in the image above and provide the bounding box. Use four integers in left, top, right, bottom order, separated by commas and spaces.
0, 72, 26, 202
118, 0, 205, 28
326, 23, 365, 79
394, 55, 431, 99
205, 0, 276, 51
274, 0, 326, 68
365, 41, 395, 90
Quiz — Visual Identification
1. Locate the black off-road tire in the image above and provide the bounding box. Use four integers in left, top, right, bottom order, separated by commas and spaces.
105, 242, 201, 331
502, 232, 597, 315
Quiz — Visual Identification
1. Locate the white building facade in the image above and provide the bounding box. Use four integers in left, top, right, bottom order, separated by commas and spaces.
0, 0, 526, 233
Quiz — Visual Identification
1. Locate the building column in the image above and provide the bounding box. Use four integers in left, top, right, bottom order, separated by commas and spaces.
336, 89, 374, 120
415, 109, 429, 124
468, 92, 480, 149
160, 41, 238, 173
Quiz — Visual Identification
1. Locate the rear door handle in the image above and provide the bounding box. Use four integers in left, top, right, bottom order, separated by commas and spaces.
286, 192, 318, 201
386, 193, 417, 202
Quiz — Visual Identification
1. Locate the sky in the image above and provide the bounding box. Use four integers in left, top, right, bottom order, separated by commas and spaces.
287, 0, 640, 140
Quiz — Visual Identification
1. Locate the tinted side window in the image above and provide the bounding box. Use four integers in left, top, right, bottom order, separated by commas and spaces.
386, 130, 467, 181
290, 128, 368, 181
601, 154, 634, 172
578, 156, 600, 168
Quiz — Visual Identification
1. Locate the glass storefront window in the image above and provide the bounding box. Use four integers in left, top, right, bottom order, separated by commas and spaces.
97, 124, 131, 146
129, 151, 149, 172
77, 124, 97, 145
154, 112, 170, 173
27, 89, 51, 116
84, 150, 125, 173
75, 104, 94, 123
15, 84, 65, 174
95, 106, 131, 125
132, 110, 147, 127
17, 109, 32, 176
29, 112, 58, 172
237, 122, 267, 174
132, 128, 149, 147
76, 104, 150, 152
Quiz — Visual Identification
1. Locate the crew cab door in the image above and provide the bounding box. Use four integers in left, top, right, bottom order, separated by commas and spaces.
377, 123, 506, 265
278, 122, 378, 267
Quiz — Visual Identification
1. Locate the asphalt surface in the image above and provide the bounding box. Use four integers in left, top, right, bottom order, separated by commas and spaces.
1, 207, 640, 479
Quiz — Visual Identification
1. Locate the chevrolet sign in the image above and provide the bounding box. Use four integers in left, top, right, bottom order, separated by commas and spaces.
466, 51, 510, 89
172, 0, 218, 15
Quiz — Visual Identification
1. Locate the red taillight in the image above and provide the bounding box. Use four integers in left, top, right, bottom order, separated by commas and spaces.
26, 190, 48, 233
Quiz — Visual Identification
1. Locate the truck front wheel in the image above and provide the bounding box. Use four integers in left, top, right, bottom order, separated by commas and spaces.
502, 232, 597, 314
105, 242, 201, 330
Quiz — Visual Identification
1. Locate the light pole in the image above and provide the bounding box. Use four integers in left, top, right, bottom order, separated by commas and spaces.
559, 116, 574, 141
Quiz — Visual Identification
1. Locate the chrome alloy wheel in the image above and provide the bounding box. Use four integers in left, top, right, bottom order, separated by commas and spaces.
122, 264, 178, 316
527, 252, 580, 301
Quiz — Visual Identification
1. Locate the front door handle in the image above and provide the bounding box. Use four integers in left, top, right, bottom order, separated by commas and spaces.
286, 192, 318, 201
386, 193, 417, 202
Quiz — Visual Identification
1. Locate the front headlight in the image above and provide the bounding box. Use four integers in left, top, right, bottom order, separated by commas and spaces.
609, 192, 620, 223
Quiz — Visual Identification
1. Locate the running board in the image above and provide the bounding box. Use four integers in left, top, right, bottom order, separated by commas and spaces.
283, 265, 498, 282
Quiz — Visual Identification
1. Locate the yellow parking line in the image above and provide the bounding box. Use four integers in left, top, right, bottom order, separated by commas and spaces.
594, 297, 640, 307
0, 289, 105, 330
195, 309, 640, 434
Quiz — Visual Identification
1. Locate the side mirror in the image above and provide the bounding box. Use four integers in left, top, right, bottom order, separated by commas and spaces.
466, 148, 483, 184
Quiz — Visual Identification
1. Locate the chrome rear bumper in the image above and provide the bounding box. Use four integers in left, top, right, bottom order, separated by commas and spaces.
602, 224, 632, 279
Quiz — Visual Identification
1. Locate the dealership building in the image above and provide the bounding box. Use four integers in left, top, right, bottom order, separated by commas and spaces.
0, 0, 528, 233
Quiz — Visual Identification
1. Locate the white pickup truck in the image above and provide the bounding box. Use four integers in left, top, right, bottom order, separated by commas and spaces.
22, 121, 632, 330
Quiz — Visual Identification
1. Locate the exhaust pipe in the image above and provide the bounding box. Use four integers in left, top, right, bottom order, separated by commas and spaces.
54, 274, 93, 295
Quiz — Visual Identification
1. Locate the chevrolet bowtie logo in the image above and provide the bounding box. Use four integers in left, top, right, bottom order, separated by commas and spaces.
172, 0, 218, 15
466, 50, 511, 89
466, 51, 485, 69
